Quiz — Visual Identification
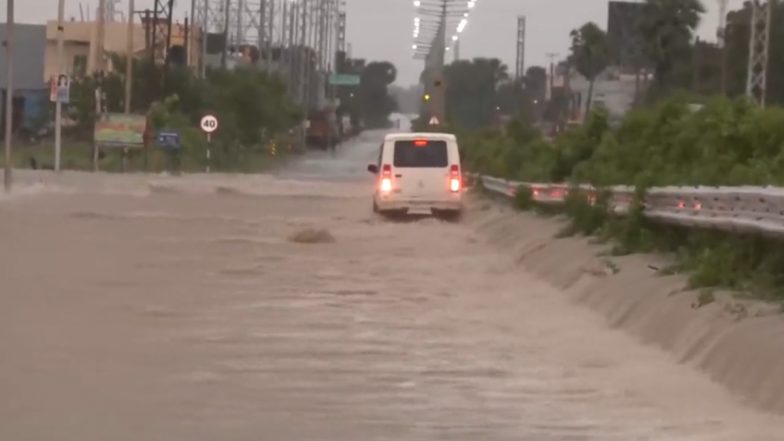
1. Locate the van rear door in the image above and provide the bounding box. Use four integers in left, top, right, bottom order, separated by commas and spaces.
392, 139, 450, 200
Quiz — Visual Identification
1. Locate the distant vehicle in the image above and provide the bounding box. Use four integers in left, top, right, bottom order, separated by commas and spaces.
367, 132, 463, 219
306, 109, 338, 150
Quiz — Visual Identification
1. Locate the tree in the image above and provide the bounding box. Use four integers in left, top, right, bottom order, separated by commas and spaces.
639, 0, 705, 92
359, 61, 398, 128
443, 58, 510, 128
570, 22, 610, 113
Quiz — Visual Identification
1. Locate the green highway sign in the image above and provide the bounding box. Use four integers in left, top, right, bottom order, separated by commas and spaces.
329, 74, 361, 86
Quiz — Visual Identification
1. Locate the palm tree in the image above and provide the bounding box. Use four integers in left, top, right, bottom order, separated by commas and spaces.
570, 22, 610, 114
639, 0, 706, 92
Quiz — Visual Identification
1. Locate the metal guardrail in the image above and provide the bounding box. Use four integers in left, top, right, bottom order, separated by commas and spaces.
477, 175, 784, 237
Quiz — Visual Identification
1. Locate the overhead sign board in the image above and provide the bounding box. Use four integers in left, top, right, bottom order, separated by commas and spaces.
329, 74, 361, 86
200, 114, 219, 133
94, 113, 146, 147
49, 74, 70, 104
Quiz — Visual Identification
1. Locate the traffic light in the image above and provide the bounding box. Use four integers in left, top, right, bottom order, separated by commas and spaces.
424, 93, 431, 102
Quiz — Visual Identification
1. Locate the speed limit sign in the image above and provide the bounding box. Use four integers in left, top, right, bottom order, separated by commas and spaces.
200, 114, 219, 134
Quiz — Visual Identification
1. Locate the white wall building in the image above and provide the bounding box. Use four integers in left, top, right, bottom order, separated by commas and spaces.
569, 67, 649, 124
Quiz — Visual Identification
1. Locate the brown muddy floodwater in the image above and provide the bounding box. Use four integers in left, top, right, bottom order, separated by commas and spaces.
1, 132, 783, 440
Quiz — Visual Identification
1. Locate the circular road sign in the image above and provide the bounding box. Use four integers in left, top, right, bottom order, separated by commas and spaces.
200, 114, 219, 134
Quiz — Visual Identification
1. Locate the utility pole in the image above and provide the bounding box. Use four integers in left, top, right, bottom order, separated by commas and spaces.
221, 0, 231, 68
515, 16, 526, 80
97, 0, 106, 73
428, 0, 447, 128
717, 0, 728, 95
287, 0, 296, 97
266, 0, 274, 74
258, 0, 266, 69
190, 0, 196, 67
236, 0, 244, 50
299, 0, 308, 105
94, 0, 107, 172
746, 0, 771, 107
54, 0, 65, 172
546, 52, 558, 101
282, 0, 290, 85
4, 0, 14, 192
200, 0, 208, 77
125, 0, 135, 114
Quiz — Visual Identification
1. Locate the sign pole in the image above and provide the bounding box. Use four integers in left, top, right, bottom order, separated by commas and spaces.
206, 133, 211, 173
54, 0, 65, 172
199, 114, 218, 173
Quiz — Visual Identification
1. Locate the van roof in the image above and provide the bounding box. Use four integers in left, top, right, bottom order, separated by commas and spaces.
384, 132, 457, 142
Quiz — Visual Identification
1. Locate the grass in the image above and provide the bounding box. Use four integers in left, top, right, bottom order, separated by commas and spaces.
505, 186, 784, 304
0, 137, 290, 174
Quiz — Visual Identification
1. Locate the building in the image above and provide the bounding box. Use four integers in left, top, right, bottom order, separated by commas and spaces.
568, 67, 649, 125
43, 19, 202, 81
0, 23, 49, 134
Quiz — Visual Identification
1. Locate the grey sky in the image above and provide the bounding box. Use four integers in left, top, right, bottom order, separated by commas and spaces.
6, 0, 744, 85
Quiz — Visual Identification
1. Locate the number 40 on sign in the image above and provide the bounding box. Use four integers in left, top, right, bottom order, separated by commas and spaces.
200, 114, 219, 135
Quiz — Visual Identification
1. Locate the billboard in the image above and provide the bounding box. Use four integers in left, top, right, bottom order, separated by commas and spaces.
607, 1, 648, 68
94, 113, 147, 147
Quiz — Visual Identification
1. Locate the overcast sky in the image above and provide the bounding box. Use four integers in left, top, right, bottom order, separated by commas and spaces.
6, 0, 744, 85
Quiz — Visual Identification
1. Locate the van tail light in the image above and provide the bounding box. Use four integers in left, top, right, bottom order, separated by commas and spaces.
380, 164, 392, 193
449, 165, 461, 192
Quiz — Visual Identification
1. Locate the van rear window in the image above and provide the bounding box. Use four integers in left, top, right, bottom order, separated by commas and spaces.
393, 140, 448, 168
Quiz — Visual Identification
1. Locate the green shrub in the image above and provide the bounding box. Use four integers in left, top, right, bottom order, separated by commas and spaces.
514, 185, 534, 210
460, 95, 784, 303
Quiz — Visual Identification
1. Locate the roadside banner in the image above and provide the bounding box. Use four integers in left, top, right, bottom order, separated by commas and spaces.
94, 113, 147, 147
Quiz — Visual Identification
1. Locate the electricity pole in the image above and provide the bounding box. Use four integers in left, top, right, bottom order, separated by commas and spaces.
717, 0, 728, 95
545, 52, 558, 101
94, 0, 106, 172
54, 0, 65, 171
4, 0, 14, 192
746, 0, 771, 107
299, 0, 308, 106
221, 0, 231, 68
267, 0, 275, 74
515, 16, 526, 80
258, 0, 266, 69
125, 0, 135, 114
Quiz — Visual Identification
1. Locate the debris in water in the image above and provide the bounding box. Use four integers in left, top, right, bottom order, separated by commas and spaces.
288, 228, 335, 244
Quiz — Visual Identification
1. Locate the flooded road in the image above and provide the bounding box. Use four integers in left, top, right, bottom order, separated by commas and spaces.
1, 132, 783, 440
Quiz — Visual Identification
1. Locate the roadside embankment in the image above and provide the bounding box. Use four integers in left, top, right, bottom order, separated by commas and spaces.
469, 201, 784, 415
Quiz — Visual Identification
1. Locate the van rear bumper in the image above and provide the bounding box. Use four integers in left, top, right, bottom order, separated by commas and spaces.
376, 197, 463, 212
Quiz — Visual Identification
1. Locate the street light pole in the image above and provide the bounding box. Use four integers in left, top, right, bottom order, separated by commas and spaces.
4, 0, 14, 192
54, 0, 65, 171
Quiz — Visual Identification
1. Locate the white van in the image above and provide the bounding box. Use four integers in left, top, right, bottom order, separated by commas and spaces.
367, 133, 463, 218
